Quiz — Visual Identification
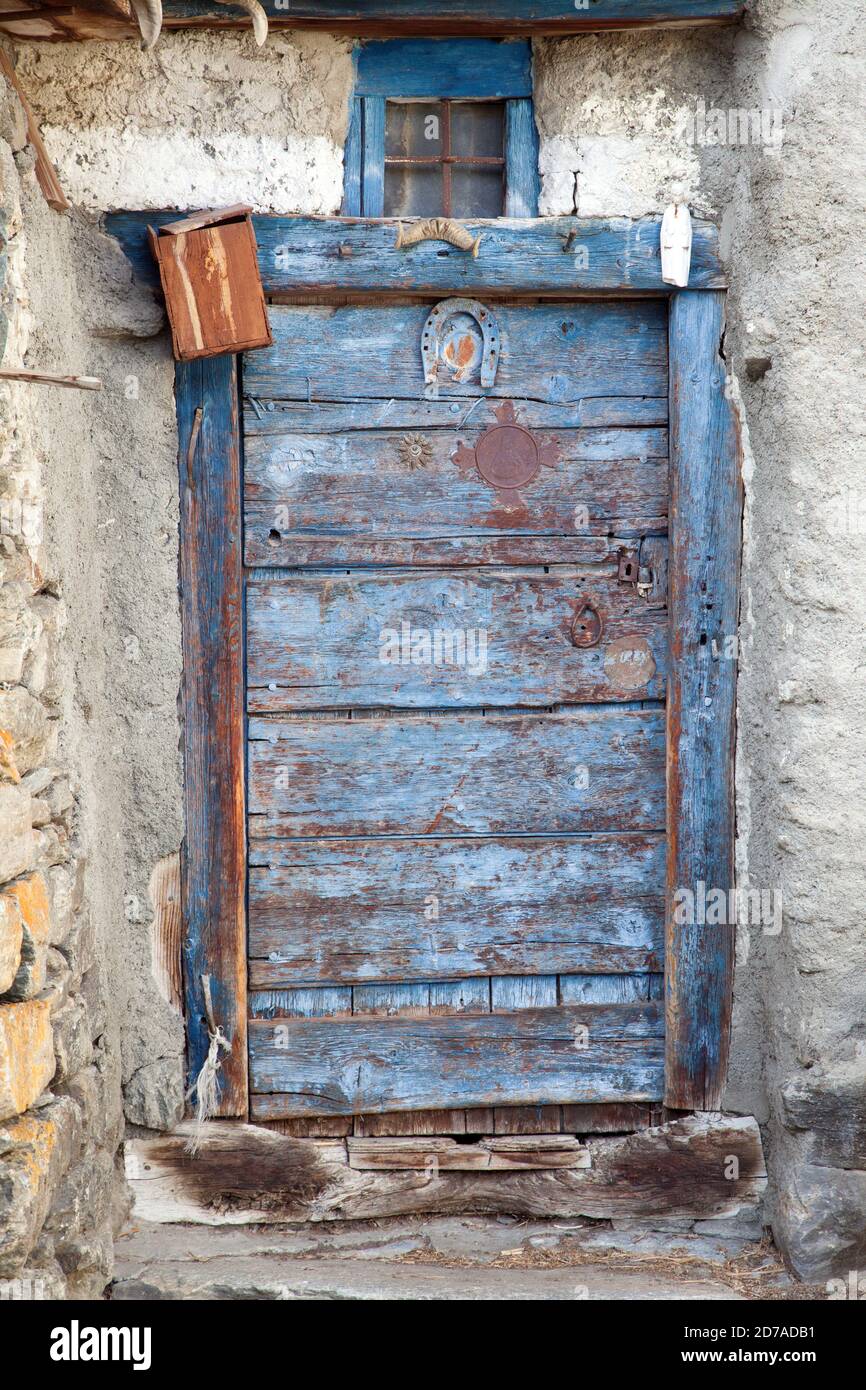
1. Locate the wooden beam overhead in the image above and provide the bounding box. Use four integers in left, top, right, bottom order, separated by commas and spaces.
0, 0, 747, 42
106, 212, 727, 297
162, 0, 746, 37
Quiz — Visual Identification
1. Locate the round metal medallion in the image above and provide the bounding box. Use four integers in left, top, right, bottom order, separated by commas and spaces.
474, 423, 540, 491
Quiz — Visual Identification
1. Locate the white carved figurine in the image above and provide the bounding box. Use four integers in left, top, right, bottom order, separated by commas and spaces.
661, 201, 693, 288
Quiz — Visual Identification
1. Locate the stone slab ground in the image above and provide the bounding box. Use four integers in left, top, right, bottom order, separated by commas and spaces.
110, 1216, 806, 1302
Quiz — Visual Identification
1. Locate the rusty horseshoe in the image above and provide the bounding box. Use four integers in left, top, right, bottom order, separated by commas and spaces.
421, 298, 501, 399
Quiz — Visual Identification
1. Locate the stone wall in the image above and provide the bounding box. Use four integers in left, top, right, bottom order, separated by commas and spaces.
0, 77, 125, 1299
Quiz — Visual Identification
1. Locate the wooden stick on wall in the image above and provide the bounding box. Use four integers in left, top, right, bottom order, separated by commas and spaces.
0, 49, 69, 212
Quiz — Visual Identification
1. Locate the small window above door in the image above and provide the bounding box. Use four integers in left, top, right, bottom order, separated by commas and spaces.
384, 100, 506, 218
343, 39, 540, 219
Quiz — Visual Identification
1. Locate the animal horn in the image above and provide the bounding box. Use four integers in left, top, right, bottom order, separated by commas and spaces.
129, 0, 162, 50
212, 0, 268, 46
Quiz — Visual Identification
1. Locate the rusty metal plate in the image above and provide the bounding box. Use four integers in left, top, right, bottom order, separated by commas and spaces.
452, 400, 560, 503
475, 421, 540, 489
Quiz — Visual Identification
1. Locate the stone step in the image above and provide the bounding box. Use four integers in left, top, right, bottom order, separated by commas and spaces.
112, 1255, 746, 1302
111, 1215, 788, 1301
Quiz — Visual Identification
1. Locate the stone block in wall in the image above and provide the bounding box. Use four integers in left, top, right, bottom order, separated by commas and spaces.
0, 872, 51, 1001
0, 83, 28, 155
58, 1046, 124, 1157
55, 1219, 114, 1300
32, 823, 70, 873
0, 1097, 80, 1275
25, 595, 67, 708
123, 1055, 185, 1131
0, 892, 22, 994
0, 689, 55, 775
51, 996, 92, 1083
781, 1064, 866, 1170
41, 948, 72, 1014
0, 1263, 67, 1301
0, 784, 34, 883
47, 860, 86, 948
0, 582, 40, 685
46, 1148, 116, 1247
0, 999, 54, 1120
56, 913, 95, 992
80, 960, 106, 1042
776, 1161, 866, 1283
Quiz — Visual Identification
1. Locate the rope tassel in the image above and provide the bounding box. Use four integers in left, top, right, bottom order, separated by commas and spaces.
184, 974, 232, 1156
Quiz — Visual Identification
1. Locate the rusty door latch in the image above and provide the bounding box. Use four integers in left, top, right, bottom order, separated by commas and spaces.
618, 547, 653, 597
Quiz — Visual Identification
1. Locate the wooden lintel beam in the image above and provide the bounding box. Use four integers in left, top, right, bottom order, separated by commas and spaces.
161, 0, 745, 37
106, 212, 726, 297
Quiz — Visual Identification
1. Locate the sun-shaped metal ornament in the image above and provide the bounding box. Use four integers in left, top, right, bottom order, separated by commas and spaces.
398, 433, 433, 470
451, 401, 560, 505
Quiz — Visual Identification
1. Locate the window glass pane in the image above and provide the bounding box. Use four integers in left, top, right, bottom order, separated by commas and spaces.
451, 166, 505, 218
385, 102, 444, 157
384, 165, 445, 218
451, 102, 504, 158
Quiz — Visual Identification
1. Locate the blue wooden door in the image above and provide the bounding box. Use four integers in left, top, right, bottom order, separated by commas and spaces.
242, 295, 671, 1134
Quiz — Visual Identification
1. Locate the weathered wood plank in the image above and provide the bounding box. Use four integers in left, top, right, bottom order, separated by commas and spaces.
247, 535, 645, 570
341, 97, 363, 218
360, 96, 385, 219
125, 1113, 765, 1226
176, 356, 247, 1115
665, 290, 741, 1110
505, 98, 541, 218
249, 1003, 664, 1116
561, 1102, 662, 1133
243, 301, 668, 402
260, 1117, 354, 1138
160, 1, 746, 38
249, 834, 664, 986
429, 979, 491, 1014
246, 569, 668, 709
491, 978, 561, 1132
243, 396, 669, 435
355, 37, 533, 97
106, 214, 725, 296
560, 973, 656, 1005
346, 1135, 590, 1170
249, 988, 353, 1019
248, 708, 667, 839
493, 1109, 562, 1134
353, 1109, 494, 1136
353, 982, 431, 1017
244, 426, 668, 566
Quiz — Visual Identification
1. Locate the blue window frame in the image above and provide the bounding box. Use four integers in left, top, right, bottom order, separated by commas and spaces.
342, 38, 541, 218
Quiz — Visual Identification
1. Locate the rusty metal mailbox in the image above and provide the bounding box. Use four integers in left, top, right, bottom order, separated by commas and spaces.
147, 204, 272, 362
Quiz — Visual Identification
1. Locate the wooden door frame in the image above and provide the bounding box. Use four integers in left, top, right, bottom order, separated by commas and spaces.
109, 212, 741, 1117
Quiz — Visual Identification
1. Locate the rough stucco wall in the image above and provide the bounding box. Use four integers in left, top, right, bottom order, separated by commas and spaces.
0, 77, 140, 1297
21, 198, 187, 1136
532, 30, 738, 218
14, 31, 354, 212
724, 0, 866, 1281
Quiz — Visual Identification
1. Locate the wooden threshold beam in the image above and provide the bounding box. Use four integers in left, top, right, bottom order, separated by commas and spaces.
125, 1112, 766, 1225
